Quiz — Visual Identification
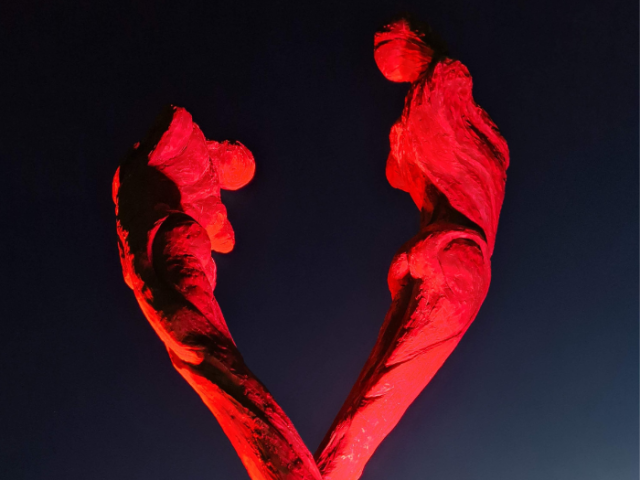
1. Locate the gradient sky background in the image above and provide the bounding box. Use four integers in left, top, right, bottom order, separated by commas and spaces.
1, 1, 637, 479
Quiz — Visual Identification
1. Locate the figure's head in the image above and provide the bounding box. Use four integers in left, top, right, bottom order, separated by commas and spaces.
114, 105, 257, 255
374, 18, 445, 83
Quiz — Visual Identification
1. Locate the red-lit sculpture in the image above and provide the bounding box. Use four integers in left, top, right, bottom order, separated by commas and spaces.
314, 19, 509, 480
113, 17, 508, 480
113, 107, 322, 480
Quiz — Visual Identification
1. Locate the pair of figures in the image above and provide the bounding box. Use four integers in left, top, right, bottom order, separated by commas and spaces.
113, 18, 509, 480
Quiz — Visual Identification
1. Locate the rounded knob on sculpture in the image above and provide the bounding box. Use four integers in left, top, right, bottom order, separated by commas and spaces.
374, 18, 436, 83
207, 140, 256, 191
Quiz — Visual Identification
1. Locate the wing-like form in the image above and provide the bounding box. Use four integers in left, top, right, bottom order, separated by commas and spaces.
114, 106, 321, 480
315, 19, 509, 480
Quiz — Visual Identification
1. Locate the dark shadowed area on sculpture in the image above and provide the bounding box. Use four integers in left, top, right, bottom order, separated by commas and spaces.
1, 1, 637, 479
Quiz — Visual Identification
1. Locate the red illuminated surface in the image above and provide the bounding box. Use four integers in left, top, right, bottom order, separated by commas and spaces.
113, 18, 508, 480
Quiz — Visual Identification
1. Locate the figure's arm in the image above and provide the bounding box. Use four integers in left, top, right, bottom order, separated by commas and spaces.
314, 19, 508, 480
114, 106, 321, 480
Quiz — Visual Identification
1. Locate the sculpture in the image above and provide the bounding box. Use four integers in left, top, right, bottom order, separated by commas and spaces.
113, 17, 508, 480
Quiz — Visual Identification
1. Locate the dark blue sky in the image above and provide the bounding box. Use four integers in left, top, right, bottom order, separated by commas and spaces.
1, 1, 637, 479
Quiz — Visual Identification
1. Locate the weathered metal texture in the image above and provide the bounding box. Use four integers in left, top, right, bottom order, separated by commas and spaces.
114, 106, 322, 480
113, 17, 508, 480
314, 19, 509, 480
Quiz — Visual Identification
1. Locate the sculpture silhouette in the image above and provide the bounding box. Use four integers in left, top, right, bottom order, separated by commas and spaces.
314, 18, 509, 480
113, 17, 508, 480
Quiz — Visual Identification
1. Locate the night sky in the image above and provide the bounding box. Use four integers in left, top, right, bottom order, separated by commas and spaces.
1, 1, 637, 479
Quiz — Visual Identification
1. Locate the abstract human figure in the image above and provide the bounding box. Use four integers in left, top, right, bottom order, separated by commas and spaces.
314, 18, 509, 480
113, 16, 508, 480
113, 106, 322, 480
